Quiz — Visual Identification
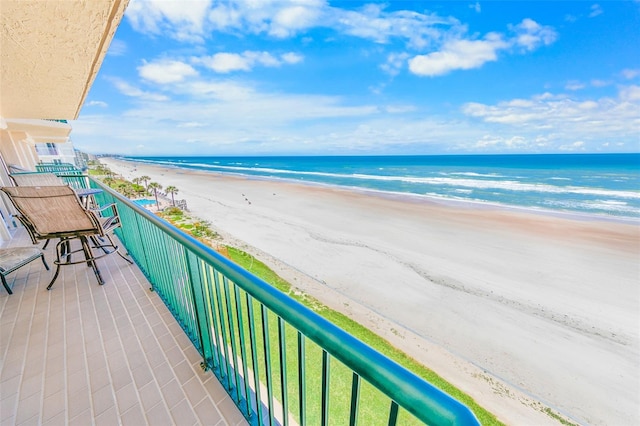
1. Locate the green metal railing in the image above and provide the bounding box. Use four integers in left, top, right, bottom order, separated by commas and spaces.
36, 162, 83, 175
90, 178, 479, 426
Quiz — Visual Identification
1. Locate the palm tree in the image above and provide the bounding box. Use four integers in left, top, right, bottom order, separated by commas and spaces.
165, 186, 178, 206
139, 175, 151, 190
147, 182, 162, 210
132, 183, 146, 198
115, 182, 128, 196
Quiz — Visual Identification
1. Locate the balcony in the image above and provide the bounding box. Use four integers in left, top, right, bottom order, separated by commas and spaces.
0, 172, 479, 425
0, 225, 247, 425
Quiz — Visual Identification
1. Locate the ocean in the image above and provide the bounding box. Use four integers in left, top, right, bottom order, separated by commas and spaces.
126, 154, 640, 220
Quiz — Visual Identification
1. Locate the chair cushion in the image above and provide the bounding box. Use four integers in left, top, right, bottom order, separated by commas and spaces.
0, 247, 43, 274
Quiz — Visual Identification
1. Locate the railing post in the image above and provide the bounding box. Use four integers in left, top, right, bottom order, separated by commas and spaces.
185, 253, 216, 371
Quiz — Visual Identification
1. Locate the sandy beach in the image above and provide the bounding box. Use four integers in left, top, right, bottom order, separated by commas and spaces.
101, 157, 639, 425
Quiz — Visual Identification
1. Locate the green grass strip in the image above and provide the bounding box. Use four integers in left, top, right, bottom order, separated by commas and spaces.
226, 246, 503, 425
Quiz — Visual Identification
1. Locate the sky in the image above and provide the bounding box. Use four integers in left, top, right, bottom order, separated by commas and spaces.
71, 0, 640, 156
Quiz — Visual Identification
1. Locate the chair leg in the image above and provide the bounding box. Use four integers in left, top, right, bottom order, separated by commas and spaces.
104, 234, 134, 265
47, 240, 65, 290
40, 253, 50, 271
42, 239, 50, 250
1, 275, 12, 295
64, 240, 72, 264
117, 250, 134, 264
80, 236, 104, 285
89, 235, 108, 254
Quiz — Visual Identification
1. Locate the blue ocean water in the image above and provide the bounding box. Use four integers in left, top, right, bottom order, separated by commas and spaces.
127, 154, 640, 220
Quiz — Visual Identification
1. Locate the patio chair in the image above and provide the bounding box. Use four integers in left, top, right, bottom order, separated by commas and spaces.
0, 247, 49, 294
10, 174, 68, 251
9, 173, 102, 245
10, 172, 64, 186
0, 186, 132, 290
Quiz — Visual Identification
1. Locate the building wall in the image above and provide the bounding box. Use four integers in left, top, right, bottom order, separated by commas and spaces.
0, 128, 38, 172
35, 141, 78, 166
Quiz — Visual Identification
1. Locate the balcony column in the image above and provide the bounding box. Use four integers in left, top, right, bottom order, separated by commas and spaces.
0, 129, 38, 171
0, 155, 13, 241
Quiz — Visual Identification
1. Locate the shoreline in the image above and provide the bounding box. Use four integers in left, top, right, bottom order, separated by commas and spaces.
100, 157, 640, 425
125, 159, 640, 226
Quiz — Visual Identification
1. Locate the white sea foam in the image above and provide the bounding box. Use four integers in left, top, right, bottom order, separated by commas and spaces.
351, 175, 640, 199
137, 159, 640, 200
447, 172, 506, 178
544, 199, 638, 214
597, 200, 628, 206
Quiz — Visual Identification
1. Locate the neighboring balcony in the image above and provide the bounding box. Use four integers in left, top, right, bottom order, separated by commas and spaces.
0, 171, 479, 425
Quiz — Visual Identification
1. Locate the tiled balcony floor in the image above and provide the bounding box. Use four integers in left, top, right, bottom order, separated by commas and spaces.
0, 228, 247, 425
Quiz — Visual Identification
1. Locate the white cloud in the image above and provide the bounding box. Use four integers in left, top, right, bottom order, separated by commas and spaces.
281, 52, 304, 64
621, 69, 640, 80
178, 121, 206, 128
564, 14, 578, 23
87, 101, 108, 108
471, 135, 528, 150
169, 0, 328, 40
380, 52, 410, 76
207, 3, 242, 32
408, 19, 555, 77
107, 77, 169, 101
197, 53, 252, 73
409, 34, 508, 76
107, 39, 127, 56
589, 4, 603, 18
126, 0, 462, 52
75, 77, 639, 155
384, 105, 416, 114
124, 0, 553, 83
123, 2, 559, 83
619, 85, 640, 101
566, 81, 585, 91
244, 51, 281, 67
117, 73, 380, 124
126, 0, 212, 43
178, 80, 254, 101
559, 141, 586, 151
194, 51, 302, 73
470, 2, 481, 13
332, 4, 461, 50
509, 18, 557, 51
461, 90, 640, 143
212, 1, 463, 49
138, 60, 198, 84
72, 90, 390, 156
566, 79, 613, 90
270, 4, 323, 38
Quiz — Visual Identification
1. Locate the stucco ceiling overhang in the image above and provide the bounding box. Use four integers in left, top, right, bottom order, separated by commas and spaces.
4, 118, 72, 141
0, 0, 128, 120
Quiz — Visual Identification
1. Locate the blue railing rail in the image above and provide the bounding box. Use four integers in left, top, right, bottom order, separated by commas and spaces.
90, 177, 480, 426
36, 162, 82, 174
